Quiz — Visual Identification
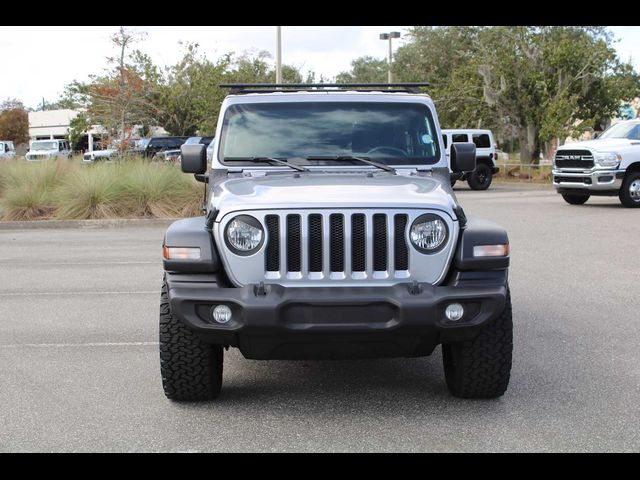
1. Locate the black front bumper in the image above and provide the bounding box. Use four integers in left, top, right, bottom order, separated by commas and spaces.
166, 273, 507, 360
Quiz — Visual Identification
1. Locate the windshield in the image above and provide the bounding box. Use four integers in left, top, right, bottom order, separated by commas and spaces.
31, 141, 58, 151
219, 102, 441, 167
135, 138, 151, 149
184, 137, 202, 145
599, 121, 640, 140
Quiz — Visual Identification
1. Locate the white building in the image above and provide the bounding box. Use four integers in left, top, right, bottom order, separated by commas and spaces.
28, 109, 80, 141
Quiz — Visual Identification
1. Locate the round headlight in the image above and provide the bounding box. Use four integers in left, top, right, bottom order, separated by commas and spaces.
410, 214, 448, 253
224, 215, 264, 255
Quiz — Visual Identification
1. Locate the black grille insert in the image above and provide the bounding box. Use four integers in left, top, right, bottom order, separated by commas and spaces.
373, 214, 388, 271
555, 149, 594, 169
394, 214, 409, 271
330, 214, 344, 272
308, 214, 323, 272
286, 214, 301, 272
351, 214, 366, 272
265, 215, 280, 271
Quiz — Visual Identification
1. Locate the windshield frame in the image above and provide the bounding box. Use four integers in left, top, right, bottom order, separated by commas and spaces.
216, 99, 444, 170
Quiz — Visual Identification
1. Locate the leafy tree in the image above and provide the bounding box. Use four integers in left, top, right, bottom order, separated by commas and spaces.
0, 99, 29, 145
336, 56, 389, 83
342, 26, 640, 162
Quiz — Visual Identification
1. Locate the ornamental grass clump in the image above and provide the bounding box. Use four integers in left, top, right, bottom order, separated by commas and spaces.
53, 164, 121, 219
117, 160, 203, 218
0, 160, 71, 220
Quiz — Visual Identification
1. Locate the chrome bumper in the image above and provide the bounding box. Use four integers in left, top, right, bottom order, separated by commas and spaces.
553, 169, 625, 191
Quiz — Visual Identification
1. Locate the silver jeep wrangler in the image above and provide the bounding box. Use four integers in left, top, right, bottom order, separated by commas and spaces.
160, 83, 512, 401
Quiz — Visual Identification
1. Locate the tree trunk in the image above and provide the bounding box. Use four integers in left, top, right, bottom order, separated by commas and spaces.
519, 124, 541, 164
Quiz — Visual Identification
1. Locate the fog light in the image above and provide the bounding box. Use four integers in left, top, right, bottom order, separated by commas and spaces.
445, 303, 464, 321
212, 305, 232, 324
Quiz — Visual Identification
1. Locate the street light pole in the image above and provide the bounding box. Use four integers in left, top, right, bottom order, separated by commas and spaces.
276, 26, 282, 84
379, 31, 401, 84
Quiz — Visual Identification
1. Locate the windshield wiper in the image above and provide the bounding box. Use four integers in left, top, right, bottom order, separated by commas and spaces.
224, 156, 309, 172
306, 155, 396, 173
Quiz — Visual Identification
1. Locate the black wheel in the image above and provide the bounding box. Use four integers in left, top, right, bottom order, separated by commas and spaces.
442, 288, 513, 399
561, 193, 590, 205
619, 172, 640, 208
467, 163, 493, 190
159, 277, 223, 401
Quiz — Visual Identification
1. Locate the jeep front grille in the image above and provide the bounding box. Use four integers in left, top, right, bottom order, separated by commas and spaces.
216, 209, 458, 287
554, 149, 594, 169
264, 212, 409, 278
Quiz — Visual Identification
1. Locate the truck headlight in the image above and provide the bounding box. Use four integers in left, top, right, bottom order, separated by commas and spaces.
410, 214, 448, 253
594, 151, 621, 168
225, 215, 264, 255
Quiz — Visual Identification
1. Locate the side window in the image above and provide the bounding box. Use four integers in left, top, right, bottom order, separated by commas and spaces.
59, 142, 64, 151
442, 135, 448, 148
170, 138, 185, 149
452, 134, 468, 143
472, 134, 491, 149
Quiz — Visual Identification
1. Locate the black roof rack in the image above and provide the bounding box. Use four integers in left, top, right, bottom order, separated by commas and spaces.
219, 83, 430, 94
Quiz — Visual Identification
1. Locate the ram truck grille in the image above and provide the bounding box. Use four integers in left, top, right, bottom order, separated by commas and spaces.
554, 149, 594, 169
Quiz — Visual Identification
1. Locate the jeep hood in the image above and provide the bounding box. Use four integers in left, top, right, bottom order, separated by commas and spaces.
212, 173, 457, 220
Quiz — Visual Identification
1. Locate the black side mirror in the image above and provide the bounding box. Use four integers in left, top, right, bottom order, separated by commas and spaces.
181, 144, 207, 174
450, 143, 476, 173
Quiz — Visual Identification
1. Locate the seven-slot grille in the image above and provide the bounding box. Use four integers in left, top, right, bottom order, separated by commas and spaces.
264, 212, 410, 278
554, 149, 594, 169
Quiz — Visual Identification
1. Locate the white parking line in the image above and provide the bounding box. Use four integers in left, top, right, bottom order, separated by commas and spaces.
0, 341, 159, 348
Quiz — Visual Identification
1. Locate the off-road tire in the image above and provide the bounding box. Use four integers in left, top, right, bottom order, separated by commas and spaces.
159, 278, 223, 401
561, 193, 590, 205
467, 163, 493, 190
442, 288, 513, 399
619, 172, 640, 208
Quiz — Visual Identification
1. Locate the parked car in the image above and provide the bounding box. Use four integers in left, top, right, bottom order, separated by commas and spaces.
155, 136, 214, 163
131, 136, 189, 158
82, 148, 119, 163
553, 118, 640, 207
25, 139, 72, 161
159, 83, 512, 401
0, 140, 16, 159
442, 129, 499, 190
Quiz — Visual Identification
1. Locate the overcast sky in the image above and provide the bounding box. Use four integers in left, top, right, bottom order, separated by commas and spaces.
1, 26, 639, 110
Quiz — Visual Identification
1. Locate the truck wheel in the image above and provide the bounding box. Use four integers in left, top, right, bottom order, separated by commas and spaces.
467, 163, 493, 190
561, 193, 590, 205
159, 277, 223, 401
442, 288, 513, 399
619, 172, 640, 208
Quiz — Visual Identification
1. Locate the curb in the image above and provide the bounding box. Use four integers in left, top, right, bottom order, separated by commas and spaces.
0, 218, 176, 230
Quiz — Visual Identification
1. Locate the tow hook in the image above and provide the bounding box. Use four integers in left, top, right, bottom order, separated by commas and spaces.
254, 281, 268, 297
408, 281, 422, 295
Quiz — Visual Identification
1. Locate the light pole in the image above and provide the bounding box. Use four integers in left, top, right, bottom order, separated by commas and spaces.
276, 26, 282, 84
379, 31, 401, 84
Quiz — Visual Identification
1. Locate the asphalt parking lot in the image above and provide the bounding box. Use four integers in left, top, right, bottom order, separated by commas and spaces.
1, 182, 638, 452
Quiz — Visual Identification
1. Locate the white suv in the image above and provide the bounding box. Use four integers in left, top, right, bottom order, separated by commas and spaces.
0, 140, 16, 159
25, 139, 72, 161
442, 129, 499, 190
